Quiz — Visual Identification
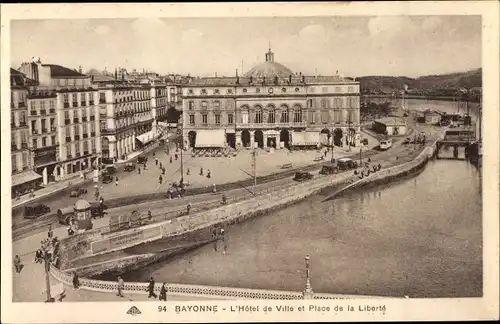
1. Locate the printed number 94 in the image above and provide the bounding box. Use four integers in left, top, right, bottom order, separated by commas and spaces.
158, 306, 167, 312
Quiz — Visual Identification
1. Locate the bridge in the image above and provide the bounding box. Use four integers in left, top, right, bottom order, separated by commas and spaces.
435, 127, 477, 160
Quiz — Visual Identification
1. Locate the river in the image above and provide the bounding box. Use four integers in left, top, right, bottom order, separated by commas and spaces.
123, 157, 482, 298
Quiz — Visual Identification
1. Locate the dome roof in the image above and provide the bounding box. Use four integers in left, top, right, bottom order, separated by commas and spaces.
74, 199, 91, 210
243, 48, 294, 79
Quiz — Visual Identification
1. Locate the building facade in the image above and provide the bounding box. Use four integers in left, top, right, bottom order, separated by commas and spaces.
181, 49, 361, 150
18, 58, 101, 183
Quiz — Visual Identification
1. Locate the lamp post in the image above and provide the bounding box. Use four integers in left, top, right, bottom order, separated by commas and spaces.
44, 252, 53, 302
359, 146, 363, 167
303, 254, 314, 299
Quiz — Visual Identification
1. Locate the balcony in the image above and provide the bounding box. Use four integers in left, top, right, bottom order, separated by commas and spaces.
81, 101, 86, 106
19, 102, 26, 108
89, 100, 94, 105
11, 144, 17, 151
83, 151, 89, 155
51, 126, 57, 132
65, 119, 70, 125
19, 122, 27, 127
237, 121, 308, 129
32, 129, 38, 135
49, 108, 56, 114
42, 128, 48, 133
90, 116, 95, 121
72, 101, 78, 107
11, 122, 15, 128
83, 133, 88, 139
91, 131, 96, 137
66, 136, 71, 143
40, 109, 47, 115
64, 102, 70, 108
67, 154, 72, 159
75, 152, 81, 157
99, 98, 106, 104
101, 128, 115, 135
91, 149, 96, 154
30, 111, 37, 116
73, 118, 79, 123
82, 117, 88, 122
21, 143, 28, 149
75, 135, 80, 141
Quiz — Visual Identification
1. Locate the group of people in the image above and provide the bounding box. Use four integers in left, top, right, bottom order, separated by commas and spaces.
35, 226, 58, 264
115, 276, 168, 301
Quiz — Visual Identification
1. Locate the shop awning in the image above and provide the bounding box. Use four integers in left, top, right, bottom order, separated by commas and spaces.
136, 131, 155, 144
291, 132, 320, 146
195, 129, 226, 148
12, 170, 42, 187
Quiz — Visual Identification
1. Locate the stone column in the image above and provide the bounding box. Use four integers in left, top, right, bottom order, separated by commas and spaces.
263, 133, 268, 148
235, 131, 242, 148
250, 130, 255, 149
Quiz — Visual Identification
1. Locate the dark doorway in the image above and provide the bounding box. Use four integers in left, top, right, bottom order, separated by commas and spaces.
254, 130, 264, 148
320, 128, 331, 146
188, 131, 197, 148
279, 129, 290, 149
267, 137, 277, 148
241, 130, 251, 147
226, 133, 236, 149
334, 128, 343, 147
348, 128, 356, 146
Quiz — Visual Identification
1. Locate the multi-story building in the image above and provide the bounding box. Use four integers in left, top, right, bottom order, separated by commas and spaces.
10, 69, 40, 195
18, 58, 101, 181
98, 83, 155, 160
181, 48, 361, 150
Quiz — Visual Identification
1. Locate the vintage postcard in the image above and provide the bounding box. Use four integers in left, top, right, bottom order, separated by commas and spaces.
1, 2, 499, 323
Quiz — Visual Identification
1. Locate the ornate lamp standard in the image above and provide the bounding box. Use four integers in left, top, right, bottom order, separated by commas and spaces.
303, 254, 314, 299
44, 251, 54, 302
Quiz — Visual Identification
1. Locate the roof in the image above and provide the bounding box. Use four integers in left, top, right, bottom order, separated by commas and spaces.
74, 199, 91, 210
41, 64, 87, 78
374, 117, 407, 126
10, 68, 38, 87
187, 75, 356, 86
12, 170, 42, 187
244, 61, 294, 79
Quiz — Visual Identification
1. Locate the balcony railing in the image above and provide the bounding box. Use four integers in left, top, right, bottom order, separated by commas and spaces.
30, 111, 37, 116
90, 116, 95, 121
64, 102, 70, 108
75, 135, 80, 140
73, 118, 79, 123
42, 128, 48, 133
237, 121, 308, 128
19, 122, 27, 127
67, 154, 72, 159
83, 151, 89, 155
40, 110, 46, 115
72, 101, 78, 107
83, 133, 88, 139
75, 152, 81, 157
18, 102, 26, 108
66, 137, 71, 143
91, 149, 96, 154
49, 108, 56, 114
81, 101, 86, 106
32, 129, 38, 135
11, 144, 17, 151
99, 99, 106, 104
21, 143, 28, 149
51, 126, 57, 132
101, 128, 115, 135
65, 119, 70, 125
91, 131, 96, 137
89, 100, 94, 105
11, 122, 15, 128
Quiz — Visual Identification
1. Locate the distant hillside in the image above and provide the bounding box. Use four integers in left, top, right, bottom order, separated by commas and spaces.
358, 68, 482, 95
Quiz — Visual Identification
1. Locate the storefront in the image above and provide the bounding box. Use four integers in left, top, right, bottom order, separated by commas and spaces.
12, 170, 43, 197
195, 129, 226, 148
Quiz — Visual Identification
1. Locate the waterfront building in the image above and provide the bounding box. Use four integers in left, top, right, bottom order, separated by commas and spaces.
10, 69, 41, 194
372, 117, 408, 136
18, 57, 101, 182
181, 48, 361, 150
424, 111, 442, 125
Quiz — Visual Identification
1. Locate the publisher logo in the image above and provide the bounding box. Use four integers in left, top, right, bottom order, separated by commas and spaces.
127, 306, 142, 316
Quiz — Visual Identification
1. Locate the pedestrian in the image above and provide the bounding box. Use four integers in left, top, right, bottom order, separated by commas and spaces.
159, 175, 163, 185
67, 225, 74, 236
162, 167, 166, 175
368, 157, 371, 163
48, 225, 53, 239
186, 203, 191, 214
72, 272, 80, 289
35, 249, 42, 263
175, 153, 178, 160
170, 156, 173, 164
155, 158, 158, 166
159, 283, 167, 301
14, 255, 22, 273
148, 277, 157, 298
153, 152, 155, 158
148, 210, 152, 221
207, 170, 211, 179
117, 276, 124, 297
186, 168, 190, 176
115, 177, 119, 186
324, 150, 327, 157
200, 167, 204, 176
159, 162, 163, 169
138, 167, 141, 175
212, 183, 216, 193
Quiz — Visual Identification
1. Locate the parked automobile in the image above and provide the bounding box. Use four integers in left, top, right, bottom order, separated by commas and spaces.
24, 204, 51, 219
336, 158, 357, 171
137, 156, 148, 164
319, 165, 337, 175
103, 165, 117, 174
379, 139, 393, 150
102, 172, 113, 184
69, 187, 87, 197
293, 171, 313, 182
124, 163, 136, 172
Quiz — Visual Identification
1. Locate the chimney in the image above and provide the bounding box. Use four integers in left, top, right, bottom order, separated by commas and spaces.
250, 76, 253, 84
78, 65, 82, 74
114, 68, 117, 80
274, 76, 279, 85
301, 75, 305, 83
236, 69, 238, 77
262, 76, 266, 85
289, 74, 292, 84
215, 72, 217, 78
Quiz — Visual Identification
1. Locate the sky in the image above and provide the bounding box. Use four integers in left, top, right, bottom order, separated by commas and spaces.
10, 16, 481, 78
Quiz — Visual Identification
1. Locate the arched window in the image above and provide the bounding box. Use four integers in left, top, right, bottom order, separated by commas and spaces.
280, 105, 289, 123
241, 105, 249, 124
293, 105, 302, 123
267, 105, 276, 124
201, 101, 208, 110
254, 105, 263, 123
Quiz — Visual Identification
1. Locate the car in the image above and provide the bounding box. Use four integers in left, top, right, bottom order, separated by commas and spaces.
361, 138, 369, 146
293, 171, 313, 182
102, 173, 113, 184
124, 163, 136, 172
319, 165, 337, 175
336, 158, 357, 171
69, 187, 87, 197
137, 156, 148, 164
24, 204, 51, 219
103, 165, 117, 174
403, 137, 411, 145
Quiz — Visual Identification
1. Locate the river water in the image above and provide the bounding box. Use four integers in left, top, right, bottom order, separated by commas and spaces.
124, 158, 482, 298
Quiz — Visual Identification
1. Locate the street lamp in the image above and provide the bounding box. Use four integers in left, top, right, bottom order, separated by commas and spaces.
304, 254, 313, 297
44, 252, 54, 302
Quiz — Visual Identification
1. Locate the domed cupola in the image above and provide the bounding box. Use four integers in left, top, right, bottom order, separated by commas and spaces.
244, 47, 294, 80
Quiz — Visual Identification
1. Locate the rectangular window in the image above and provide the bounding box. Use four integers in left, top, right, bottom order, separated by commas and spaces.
321, 111, 329, 123
215, 114, 221, 125
40, 101, 46, 110
22, 152, 29, 168
51, 135, 56, 146
75, 143, 80, 154
12, 155, 17, 172
42, 137, 47, 147
322, 87, 328, 93
91, 139, 95, 151
50, 100, 55, 111
66, 144, 71, 156
189, 114, 195, 125
227, 113, 234, 124
309, 110, 316, 123
83, 141, 89, 152
214, 101, 221, 109
63, 94, 69, 103
202, 114, 208, 124
32, 138, 37, 149
201, 101, 208, 109
188, 101, 195, 110
307, 99, 313, 108
20, 111, 26, 124
72, 93, 78, 104
31, 120, 37, 133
